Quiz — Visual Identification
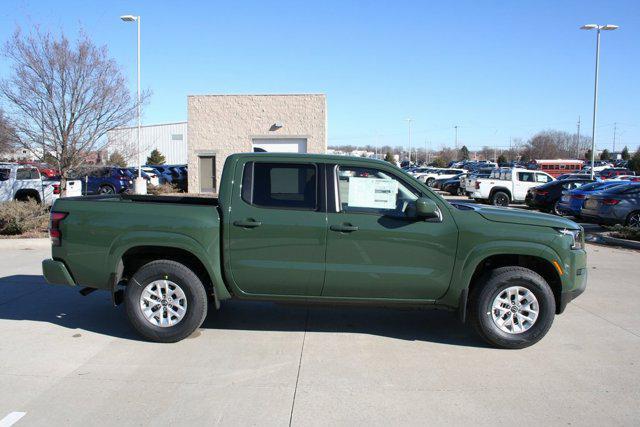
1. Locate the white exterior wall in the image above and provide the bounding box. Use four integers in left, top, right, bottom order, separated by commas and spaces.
107, 122, 188, 166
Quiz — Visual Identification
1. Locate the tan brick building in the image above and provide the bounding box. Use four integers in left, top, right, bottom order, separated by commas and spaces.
187, 94, 327, 193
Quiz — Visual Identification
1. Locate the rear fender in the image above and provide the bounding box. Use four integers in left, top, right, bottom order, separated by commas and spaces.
107, 231, 231, 300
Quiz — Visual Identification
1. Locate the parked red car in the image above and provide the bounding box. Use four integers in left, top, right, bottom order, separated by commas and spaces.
18, 161, 60, 179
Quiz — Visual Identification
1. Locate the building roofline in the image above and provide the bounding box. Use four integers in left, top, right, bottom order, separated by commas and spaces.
108, 121, 187, 131
187, 93, 325, 98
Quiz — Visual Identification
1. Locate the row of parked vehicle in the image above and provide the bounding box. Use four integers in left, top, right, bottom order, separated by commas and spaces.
68, 165, 188, 195
0, 162, 189, 203
524, 177, 640, 227
405, 163, 640, 228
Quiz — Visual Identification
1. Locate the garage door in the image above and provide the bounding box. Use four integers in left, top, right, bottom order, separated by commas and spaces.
252, 138, 307, 153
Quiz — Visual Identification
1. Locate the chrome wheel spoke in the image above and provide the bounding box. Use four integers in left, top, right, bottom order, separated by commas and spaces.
139, 279, 188, 328
491, 286, 539, 334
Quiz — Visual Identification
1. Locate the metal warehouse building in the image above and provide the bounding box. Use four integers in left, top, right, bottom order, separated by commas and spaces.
107, 122, 187, 166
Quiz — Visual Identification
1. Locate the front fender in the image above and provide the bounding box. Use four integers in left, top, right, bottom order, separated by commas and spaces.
439, 240, 562, 307
107, 231, 230, 300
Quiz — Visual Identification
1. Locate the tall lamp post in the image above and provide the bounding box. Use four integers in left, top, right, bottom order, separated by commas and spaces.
405, 118, 413, 165
580, 23, 619, 179
121, 14, 146, 194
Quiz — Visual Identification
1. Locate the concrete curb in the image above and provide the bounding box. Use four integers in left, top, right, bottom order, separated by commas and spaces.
0, 238, 50, 249
586, 233, 640, 251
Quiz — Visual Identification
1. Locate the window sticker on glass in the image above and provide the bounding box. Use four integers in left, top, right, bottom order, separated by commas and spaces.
347, 177, 398, 209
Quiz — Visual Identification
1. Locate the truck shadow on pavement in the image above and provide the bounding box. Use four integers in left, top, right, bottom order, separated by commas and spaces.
0, 275, 488, 348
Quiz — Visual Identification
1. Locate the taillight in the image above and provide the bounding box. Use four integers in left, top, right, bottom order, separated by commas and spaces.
602, 198, 620, 206
572, 194, 586, 200
53, 184, 60, 195
49, 212, 68, 246
475, 182, 480, 189
536, 190, 549, 196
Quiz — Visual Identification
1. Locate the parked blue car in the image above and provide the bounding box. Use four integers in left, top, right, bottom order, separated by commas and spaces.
580, 183, 640, 227
557, 181, 627, 217
71, 167, 134, 195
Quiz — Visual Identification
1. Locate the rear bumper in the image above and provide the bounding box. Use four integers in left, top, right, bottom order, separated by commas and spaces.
42, 259, 76, 287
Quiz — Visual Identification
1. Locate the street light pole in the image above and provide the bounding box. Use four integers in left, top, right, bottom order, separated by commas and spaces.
581, 23, 619, 179
408, 118, 412, 164
121, 14, 146, 194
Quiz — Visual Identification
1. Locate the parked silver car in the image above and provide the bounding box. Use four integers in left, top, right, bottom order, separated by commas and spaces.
580, 183, 640, 227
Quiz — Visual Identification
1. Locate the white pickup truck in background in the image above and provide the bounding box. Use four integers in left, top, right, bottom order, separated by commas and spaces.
0, 163, 81, 204
468, 168, 554, 206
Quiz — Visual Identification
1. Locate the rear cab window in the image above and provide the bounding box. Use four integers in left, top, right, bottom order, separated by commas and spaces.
0, 168, 10, 181
242, 162, 317, 210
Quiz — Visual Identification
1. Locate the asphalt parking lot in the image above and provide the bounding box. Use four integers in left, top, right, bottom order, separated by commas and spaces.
0, 238, 638, 426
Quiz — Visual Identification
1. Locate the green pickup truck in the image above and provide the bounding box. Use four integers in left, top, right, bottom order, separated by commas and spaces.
42, 153, 587, 348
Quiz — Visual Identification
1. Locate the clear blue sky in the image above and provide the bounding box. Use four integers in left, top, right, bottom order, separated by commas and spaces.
1, 0, 638, 152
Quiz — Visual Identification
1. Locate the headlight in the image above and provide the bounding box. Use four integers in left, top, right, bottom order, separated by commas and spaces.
556, 228, 584, 250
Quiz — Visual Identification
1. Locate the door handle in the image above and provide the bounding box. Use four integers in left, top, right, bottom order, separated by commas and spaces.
330, 224, 359, 233
233, 219, 262, 228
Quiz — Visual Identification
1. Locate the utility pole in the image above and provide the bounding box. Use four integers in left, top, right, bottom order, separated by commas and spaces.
576, 116, 581, 158
454, 125, 459, 150
424, 137, 427, 165
405, 118, 413, 165
613, 122, 617, 153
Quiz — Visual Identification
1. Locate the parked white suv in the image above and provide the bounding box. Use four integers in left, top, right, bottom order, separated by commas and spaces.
469, 168, 554, 206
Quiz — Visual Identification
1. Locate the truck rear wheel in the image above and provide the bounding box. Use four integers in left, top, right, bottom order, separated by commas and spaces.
491, 191, 510, 207
125, 260, 208, 343
469, 267, 556, 349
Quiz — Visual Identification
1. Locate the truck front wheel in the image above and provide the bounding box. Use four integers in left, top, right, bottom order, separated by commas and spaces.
469, 267, 556, 349
125, 260, 208, 343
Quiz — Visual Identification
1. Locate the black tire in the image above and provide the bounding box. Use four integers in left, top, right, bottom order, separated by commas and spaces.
426, 177, 435, 187
469, 266, 556, 349
552, 201, 563, 216
491, 191, 510, 207
626, 211, 640, 228
99, 184, 116, 194
125, 260, 208, 343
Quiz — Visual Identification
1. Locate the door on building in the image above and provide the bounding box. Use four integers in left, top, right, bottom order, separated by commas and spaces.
198, 156, 216, 193
252, 138, 307, 153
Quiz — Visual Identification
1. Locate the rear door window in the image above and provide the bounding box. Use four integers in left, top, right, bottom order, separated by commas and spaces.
535, 173, 552, 183
242, 162, 317, 210
518, 172, 534, 182
16, 168, 38, 180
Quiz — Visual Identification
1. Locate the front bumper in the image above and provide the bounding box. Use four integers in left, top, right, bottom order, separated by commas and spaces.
42, 259, 76, 287
558, 267, 587, 313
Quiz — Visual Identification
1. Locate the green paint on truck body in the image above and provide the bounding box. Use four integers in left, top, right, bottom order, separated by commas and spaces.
44, 153, 586, 314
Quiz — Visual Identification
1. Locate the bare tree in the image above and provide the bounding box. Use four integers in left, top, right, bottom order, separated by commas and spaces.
520, 130, 591, 160
0, 109, 16, 158
0, 28, 145, 193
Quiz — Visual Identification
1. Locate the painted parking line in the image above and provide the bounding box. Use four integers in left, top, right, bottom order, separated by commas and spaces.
0, 412, 26, 427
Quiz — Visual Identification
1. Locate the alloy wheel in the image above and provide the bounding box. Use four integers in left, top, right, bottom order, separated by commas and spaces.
491, 286, 539, 334
628, 212, 640, 228
139, 280, 188, 327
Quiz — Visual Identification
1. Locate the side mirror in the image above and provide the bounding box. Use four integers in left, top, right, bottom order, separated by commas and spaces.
415, 197, 440, 219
